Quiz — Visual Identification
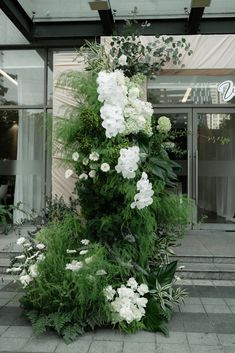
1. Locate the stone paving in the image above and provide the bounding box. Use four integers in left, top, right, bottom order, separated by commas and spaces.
0, 276, 235, 353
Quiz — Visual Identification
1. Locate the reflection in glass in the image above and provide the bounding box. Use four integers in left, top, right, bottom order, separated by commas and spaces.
0, 50, 44, 105
154, 113, 188, 195
198, 113, 235, 223
0, 110, 45, 222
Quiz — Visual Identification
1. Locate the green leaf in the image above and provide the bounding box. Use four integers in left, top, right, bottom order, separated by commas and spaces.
144, 298, 166, 332
155, 261, 177, 285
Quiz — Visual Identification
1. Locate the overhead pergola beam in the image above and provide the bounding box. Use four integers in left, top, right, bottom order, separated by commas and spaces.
0, 0, 33, 41
188, 7, 205, 34
98, 9, 114, 35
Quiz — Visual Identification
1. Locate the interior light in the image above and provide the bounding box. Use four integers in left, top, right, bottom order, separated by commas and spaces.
89, 1, 110, 11
0, 69, 18, 86
191, 0, 211, 8
182, 88, 192, 103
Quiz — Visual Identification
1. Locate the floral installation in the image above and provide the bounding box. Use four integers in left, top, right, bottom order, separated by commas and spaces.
7, 32, 192, 343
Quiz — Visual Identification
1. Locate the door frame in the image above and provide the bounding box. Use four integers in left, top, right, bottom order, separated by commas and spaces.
154, 106, 235, 230
193, 107, 235, 230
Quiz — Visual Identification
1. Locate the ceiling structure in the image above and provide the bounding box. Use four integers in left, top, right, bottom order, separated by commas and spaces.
0, 0, 235, 47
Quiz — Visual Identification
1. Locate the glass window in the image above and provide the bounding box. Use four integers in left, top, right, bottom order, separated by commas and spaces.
148, 76, 235, 105
0, 50, 44, 106
0, 109, 45, 222
0, 9, 29, 45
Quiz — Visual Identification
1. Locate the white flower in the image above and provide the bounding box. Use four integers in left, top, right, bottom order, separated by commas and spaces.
81, 239, 90, 246
19, 274, 32, 288
37, 254, 45, 262
10, 267, 22, 273
85, 256, 93, 264
100, 163, 110, 172
135, 297, 148, 308
83, 158, 89, 166
131, 172, 154, 210
118, 54, 127, 66
89, 152, 99, 161
117, 286, 135, 299
79, 173, 88, 180
65, 260, 83, 271
96, 269, 107, 276
104, 285, 116, 301
15, 254, 26, 260
72, 152, 79, 161
17, 237, 26, 245
137, 283, 149, 296
36, 243, 45, 250
157, 116, 172, 133
115, 146, 140, 179
89, 170, 96, 178
65, 169, 73, 179
79, 250, 88, 255
128, 86, 140, 100
126, 277, 138, 290
66, 249, 77, 254
29, 264, 38, 278
100, 103, 125, 138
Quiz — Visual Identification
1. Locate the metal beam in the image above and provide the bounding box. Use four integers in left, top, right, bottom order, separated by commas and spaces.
188, 7, 205, 34
0, 0, 33, 41
98, 9, 114, 35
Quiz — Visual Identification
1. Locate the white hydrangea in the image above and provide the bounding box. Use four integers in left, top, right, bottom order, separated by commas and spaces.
65, 260, 83, 271
104, 278, 149, 324
157, 116, 172, 133
131, 172, 154, 210
100, 163, 110, 172
115, 146, 140, 179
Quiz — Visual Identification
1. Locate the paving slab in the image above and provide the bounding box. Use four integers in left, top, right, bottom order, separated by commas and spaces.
156, 343, 190, 353
2, 326, 33, 338
122, 342, 155, 353
93, 329, 124, 342
89, 341, 123, 353
55, 339, 91, 353
21, 337, 60, 353
156, 332, 187, 344
190, 345, 224, 353
0, 337, 29, 352
187, 332, 220, 345
217, 333, 235, 346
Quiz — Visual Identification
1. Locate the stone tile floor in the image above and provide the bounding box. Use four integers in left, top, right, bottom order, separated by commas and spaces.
0, 276, 235, 352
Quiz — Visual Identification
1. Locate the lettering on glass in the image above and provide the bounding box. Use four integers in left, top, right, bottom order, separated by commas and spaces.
218, 80, 235, 102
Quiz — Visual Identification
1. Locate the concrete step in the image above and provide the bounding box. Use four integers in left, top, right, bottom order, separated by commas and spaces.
176, 262, 235, 280
0, 258, 11, 274
173, 255, 235, 264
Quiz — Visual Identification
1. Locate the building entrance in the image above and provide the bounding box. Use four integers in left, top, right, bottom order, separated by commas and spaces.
155, 108, 235, 229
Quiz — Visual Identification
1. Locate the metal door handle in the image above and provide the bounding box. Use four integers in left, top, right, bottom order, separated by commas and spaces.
195, 149, 198, 204
187, 150, 191, 198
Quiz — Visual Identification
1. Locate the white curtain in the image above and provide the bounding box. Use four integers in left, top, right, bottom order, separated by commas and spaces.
13, 110, 44, 222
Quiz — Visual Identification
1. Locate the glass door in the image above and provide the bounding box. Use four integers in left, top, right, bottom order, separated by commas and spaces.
193, 108, 235, 229
154, 109, 193, 199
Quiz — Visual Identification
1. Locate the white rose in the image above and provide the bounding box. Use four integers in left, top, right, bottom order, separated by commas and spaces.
100, 163, 110, 172
72, 152, 79, 161
89, 152, 99, 161
79, 173, 88, 180
118, 54, 127, 66
126, 277, 138, 290
65, 169, 73, 179
89, 170, 96, 178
